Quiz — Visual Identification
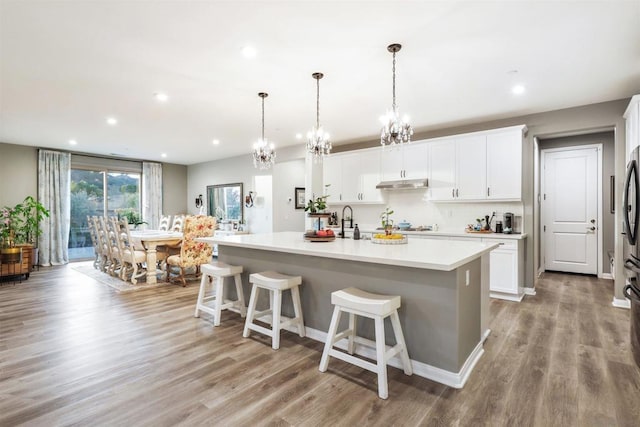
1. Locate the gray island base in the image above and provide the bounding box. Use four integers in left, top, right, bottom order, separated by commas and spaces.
202, 232, 498, 388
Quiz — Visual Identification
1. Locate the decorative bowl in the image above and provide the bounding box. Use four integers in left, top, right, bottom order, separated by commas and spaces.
397, 221, 412, 230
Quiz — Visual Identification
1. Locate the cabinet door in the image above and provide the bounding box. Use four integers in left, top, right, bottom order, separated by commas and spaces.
359, 150, 383, 202
380, 146, 404, 181
340, 153, 361, 203
627, 101, 640, 159
456, 135, 486, 200
486, 130, 522, 200
402, 143, 429, 179
429, 141, 456, 200
323, 155, 343, 202
489, 248, 518, 294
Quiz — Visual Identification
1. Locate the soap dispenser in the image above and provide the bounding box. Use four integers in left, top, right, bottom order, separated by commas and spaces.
353, 224, 361, 240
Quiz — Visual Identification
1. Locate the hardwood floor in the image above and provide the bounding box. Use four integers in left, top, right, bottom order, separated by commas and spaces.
1, 266, 638, 426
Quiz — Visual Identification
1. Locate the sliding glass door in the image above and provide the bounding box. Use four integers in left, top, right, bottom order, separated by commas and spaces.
69, 169, 141, 261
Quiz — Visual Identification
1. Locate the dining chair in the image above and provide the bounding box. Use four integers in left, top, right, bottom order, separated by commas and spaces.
106, 217, 123, 278
87, 216, 101, 270
166, 215, 216, 286
96, 216, 115, 274
158, 215, 172, 231
171, 215, 186, 232
112, 217, 147, 284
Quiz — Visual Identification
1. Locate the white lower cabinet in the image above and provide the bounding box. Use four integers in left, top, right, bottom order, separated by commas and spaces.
483, 238, 525, 301
408, 234, 525, 301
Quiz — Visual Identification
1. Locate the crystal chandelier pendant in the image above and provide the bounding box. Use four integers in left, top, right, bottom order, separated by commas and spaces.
307, 72, 331, 161
380, 43, 413, 146
252, 92, 276, 169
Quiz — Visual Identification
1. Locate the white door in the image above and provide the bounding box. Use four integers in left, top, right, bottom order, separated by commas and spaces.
542, 147, 598, 274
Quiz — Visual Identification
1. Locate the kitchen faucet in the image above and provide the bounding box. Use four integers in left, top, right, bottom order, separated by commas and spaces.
341, 205, 353, 239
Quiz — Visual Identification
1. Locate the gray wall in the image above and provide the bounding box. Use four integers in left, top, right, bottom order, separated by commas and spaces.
0, 141, 188, 217
187, 144, 307, 234
0, 142, 38, 207
332, 98, 629, 300
161, 163, 188, 214
539, 132, 615, 274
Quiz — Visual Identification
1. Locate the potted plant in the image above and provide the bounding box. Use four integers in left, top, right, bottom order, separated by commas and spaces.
1, 196, 49, 276
380, 207, 395, 235
304, 194, 330, 214
117, 208, 146, 229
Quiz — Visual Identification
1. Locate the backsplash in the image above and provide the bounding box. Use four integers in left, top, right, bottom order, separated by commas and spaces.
327, 190, 524, 233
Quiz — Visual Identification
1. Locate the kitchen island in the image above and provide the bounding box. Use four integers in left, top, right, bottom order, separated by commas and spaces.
200, 231, 498, 388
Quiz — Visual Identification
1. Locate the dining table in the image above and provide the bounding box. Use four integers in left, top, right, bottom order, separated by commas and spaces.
129, 230, 183, 284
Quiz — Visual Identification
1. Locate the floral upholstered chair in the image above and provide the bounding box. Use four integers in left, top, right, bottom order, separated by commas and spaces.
166, 215, 216, 286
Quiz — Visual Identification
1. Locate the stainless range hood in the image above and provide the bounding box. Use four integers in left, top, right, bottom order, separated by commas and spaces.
375, 178, 428, 190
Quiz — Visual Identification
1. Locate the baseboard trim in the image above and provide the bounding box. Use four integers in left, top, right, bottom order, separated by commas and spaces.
302, 325, 483, 389
612, 297, 630, 309
490, 291, 525, 302
601, 273, 614, 280
524, 287, 537, 296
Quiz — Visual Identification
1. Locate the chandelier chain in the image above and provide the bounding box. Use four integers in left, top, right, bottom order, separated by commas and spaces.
261, 95, 265, 141
316, 77, 320, 128
392, 50, 397, 112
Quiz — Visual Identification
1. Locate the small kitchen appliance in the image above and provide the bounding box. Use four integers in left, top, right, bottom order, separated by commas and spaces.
503, 213, 514, 234
495, 221, 503, 233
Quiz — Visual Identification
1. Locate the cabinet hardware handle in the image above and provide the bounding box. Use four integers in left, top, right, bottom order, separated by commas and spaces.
456, 189, 459, 197
588, 226, 596, 231
452, 189, 455, 198
487, 187, 490, 196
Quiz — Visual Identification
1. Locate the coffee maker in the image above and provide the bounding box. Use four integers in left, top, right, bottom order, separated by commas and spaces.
503, 212, 514, 234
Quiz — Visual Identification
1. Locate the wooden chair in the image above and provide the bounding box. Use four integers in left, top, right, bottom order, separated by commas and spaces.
112, 217, 147, 284
171, 215, 186, 232
87, 216, 102, 270
105, 217, 123, 278
158, 215, 172, 231
166, 215, 216, 286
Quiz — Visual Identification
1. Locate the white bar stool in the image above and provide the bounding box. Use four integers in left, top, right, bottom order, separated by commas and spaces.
319, 287, 413, 399
194, 261, 247, 326
243, 271, 305, 350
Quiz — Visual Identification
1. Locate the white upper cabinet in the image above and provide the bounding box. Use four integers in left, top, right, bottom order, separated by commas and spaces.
429, 140, 457, 200
456, 135, 487, 200
323, 154, 342, 201
380, 142, 429, 181
486, 129, 523, 200
323, 149, 383, 204
429, 125, 526, 202
625, 95, 640, 159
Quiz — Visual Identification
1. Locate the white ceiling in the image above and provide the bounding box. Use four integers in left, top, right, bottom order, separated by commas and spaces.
1, 1, 639, 165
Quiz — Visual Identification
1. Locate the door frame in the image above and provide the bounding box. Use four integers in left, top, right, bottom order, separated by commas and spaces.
540, 143, 603, 277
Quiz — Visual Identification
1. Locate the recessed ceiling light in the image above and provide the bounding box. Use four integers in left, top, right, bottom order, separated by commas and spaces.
154, 92, 169, 102
242, 45, 257, 58
512, 85, 526, 95
295, 133, 302, 140
106, 117, 118, 126
161, 153, 167, 158
212, 139, 220, 145
68, 139, 77, 145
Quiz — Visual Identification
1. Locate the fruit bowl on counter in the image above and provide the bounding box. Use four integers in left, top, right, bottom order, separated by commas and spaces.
304, 228, 336, 242
372, 233, 408, 245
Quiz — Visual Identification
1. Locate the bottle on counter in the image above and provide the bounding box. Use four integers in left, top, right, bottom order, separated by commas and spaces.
353, 224, 361, 240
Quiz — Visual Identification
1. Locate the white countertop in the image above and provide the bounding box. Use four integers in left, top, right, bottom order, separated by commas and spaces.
199, 231, 499, 271
333, 225, 527, 240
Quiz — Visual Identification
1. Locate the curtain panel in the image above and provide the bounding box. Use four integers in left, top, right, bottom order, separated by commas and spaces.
142, 162, 163, 229
38, 150, 71, 266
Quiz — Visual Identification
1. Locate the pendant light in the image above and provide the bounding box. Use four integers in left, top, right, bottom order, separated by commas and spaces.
252, 92, 276, 169
307, 72, 331, 160
380, 43, 413, 146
